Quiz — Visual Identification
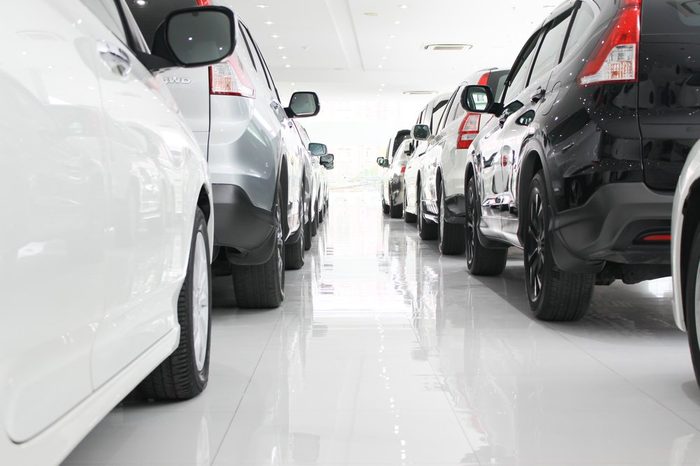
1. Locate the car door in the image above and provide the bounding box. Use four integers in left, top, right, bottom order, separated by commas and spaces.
87, 0, 201, 387
499, 8, 577, 237
249, 30, 304, 237
423, 90, 458, 215
0, 0, 109, 443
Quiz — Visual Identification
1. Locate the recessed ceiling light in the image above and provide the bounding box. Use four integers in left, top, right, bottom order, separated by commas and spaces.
378, 64, 383, 69
281, 55, 287, 60
291, 82, 296, 86
277, 46, 285, 50
380, 83, 386, 87
381, 56, 387, 60
364, 11, 379, 16
385, 45, 392, 50
394, 20, 401, 25
256, 4, 269, 8
285, 64, 291, 68
399, 4, 408, 8
403, 90, 438, 95
389, 35, 396, 39
424, 43, 473, 51
271, 34, 280, 39
264, 21, 274, 26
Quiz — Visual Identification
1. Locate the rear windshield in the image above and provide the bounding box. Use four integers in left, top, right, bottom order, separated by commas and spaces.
487, 70, 510, 102
642, 0, 700, 34
126, 0, 198, 47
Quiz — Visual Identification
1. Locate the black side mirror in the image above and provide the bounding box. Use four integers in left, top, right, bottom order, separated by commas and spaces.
376, 157, 389, 168
320, 153, 335, 169
461, 85, 501, 115
150, 7, 235, 70
286, 92, 320, 118
411, 124, 431, 141
309, 142, 328, 156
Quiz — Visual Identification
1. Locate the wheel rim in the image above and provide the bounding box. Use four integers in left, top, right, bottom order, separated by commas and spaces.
192, 231, 209, 372
275, 202, 284, 288
526, 189, 545, 301
465, 183, 476, 267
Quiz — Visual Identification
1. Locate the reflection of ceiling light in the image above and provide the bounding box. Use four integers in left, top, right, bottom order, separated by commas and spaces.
424, 43, 473, 51
364, 11, 379, 16
403, 90, 438, 95
134, 0, 147, 6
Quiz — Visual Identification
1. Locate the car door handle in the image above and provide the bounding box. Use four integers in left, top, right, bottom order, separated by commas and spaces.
531, 88, 546, 103
97, 42, 131, 77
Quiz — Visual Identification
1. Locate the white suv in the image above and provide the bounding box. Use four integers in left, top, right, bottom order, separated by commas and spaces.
412, 69, 509, 254
129, 0, 321, 309
0, 1, 234, 463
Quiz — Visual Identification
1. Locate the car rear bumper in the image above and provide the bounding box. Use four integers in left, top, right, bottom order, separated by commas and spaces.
550, 182, 673, 273
213, 184, 277, 266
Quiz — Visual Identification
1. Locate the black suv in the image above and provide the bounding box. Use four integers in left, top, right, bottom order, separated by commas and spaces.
461, 0, 699, 321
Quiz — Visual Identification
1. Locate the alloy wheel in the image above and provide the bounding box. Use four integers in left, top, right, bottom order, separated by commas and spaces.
191, 231, 209, 372
465, 183, 477, 267
526, 190, 545, 301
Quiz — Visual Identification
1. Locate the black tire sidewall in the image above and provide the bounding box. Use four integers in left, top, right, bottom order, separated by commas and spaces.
686, 227, 700, 384
186, 209, 211, 388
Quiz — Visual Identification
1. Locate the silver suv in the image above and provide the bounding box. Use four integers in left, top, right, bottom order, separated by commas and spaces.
128, 0, 320, 308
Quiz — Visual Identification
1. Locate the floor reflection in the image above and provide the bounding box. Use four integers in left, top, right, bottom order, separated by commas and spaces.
65, 186, 700, 466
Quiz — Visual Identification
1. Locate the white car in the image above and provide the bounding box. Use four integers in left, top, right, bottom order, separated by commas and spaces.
672, 141, 700, 384
128, 0, 321, 309
403, 93, 451, 226
0, 2, 234, 464
378, 138, 413, 219
412, 69, 510, 254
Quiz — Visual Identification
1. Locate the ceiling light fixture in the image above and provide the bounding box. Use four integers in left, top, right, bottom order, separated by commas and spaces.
403, 90, 438, 95
394, 20, 401, 25
271, 34, 280, 39
285, 64, 291, 68
277, 45, 285, 50
256, 4, 269, 8
364, 12, 379, 16
399, 4, 408, 8
264, 21, 274, 26
424, 43, 473, 51
281, 55, 287, 60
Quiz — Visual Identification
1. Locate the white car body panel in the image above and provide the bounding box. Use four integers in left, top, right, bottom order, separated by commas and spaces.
672, 141, 700, 331
0, 1, 213, 462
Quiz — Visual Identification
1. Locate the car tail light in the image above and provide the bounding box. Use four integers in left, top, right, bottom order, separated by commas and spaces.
195, 0, 210, 5
457, 113, 481, 150
639, 233, 671, 243
400, 165, 407, 174
209, 56, 255, 98
478, 71, 490, 86
578, 0, 641, 86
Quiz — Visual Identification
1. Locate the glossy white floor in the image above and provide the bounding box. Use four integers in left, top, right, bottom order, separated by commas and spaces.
64, 187, 700, 466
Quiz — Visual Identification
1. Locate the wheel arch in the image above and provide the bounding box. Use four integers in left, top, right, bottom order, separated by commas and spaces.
197, 185, 212, 224
681, 180, 700, 320
516, 149, 544, 244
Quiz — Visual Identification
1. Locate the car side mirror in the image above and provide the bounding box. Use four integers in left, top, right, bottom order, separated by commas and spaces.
150, 7, 235, 70
309, 142, 328, 156
461, 85, 501, 115
321, 153, 335, 169
286, 92, 320, 118
411, 124, 431, 141
376, 157, 387, 167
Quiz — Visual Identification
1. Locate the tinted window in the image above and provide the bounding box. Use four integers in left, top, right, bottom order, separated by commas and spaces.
84, 0, 128, 43
431, 100, 448, 132
126, 0, 196, 47
642, 0, 700, 33
502, 31, 542, 103
529, 11, 573, 84
487, 70, 510, 103
563, 3, 594, 58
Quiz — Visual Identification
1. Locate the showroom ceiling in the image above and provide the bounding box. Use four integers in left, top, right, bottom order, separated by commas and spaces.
223, 0, 559, 96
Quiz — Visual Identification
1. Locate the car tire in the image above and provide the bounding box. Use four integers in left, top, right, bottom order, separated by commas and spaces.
139, 207, 211, 400
685, 225, 700, 386
438, 184, 465, 255
232, 189, 285, 309
403, 189, 417, 223
312, 201, 320, 235
417, 184, 438, 240
285, 194, 305, 270
465, 177, 507, 276
318, 198, 325, 224
389, 199, 403, 219
382, 200, 390, 215
524, 171, 594, 321
303, 209, 312, 252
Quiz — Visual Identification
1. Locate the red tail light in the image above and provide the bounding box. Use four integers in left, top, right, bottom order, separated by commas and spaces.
477, 71, 490, 86
578, 0, 641, 86
195, 0, 210, 5
457, 113, 481, 150
209, 56, 255, 98
639, 233, 671, 243
400, 165, 407, 174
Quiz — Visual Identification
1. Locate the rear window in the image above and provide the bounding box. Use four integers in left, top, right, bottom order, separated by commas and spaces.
126, 0, 198, 47
642, 0, 700, 34
487, 70, 510, 103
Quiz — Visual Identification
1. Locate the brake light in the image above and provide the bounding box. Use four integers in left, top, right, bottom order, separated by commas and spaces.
578, 0, 641, 86
209, 55, 255, 98
478, 72, 490, 86
457, 113, 481, 150
400, 165, 407, 174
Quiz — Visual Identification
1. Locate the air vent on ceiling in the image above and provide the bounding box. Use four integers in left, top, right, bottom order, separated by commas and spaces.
424, 43, 472, 51
403, 91, 438, 95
